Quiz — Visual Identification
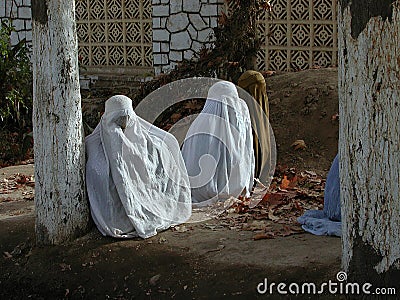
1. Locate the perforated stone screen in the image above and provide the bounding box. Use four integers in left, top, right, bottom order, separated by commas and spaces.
227, 0, 338, 72
261, 0, 337, 71
75, 0, 153, 75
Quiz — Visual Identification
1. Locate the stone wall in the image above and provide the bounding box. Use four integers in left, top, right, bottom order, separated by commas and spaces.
1, 0, 339, 75
152, 0, 224, 75
0, 0, 31, 46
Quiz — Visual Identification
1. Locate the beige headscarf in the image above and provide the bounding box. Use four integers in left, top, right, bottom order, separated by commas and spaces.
238, 70, 271, 179
238, 70, 269, 117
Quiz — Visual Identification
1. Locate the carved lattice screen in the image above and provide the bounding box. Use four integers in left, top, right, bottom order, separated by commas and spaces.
227, 0, 338, 72
75, 0, 153, 75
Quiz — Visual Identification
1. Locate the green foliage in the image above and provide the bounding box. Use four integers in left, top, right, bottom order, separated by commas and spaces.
0, 19, 33, 129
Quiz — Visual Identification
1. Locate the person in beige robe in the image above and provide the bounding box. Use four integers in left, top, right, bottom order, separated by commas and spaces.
237, 70, 272, 180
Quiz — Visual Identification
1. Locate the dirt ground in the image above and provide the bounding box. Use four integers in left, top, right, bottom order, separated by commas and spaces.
268, 68, 339, 173
0, 68, 342, 299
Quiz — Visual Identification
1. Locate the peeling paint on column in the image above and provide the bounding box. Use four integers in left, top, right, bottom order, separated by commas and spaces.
338, 1, 400, 280
32, 0, 90, 245
340, 0, 394, 39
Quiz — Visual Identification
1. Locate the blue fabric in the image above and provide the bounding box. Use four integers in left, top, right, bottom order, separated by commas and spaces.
297, 154, 341, 236
323, 154, 341, 221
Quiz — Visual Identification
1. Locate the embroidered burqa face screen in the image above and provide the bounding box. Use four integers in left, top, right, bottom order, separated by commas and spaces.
85, 95, 192, 239
181, 81, 255, 206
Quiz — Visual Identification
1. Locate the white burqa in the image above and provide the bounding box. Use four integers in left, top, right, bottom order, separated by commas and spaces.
181, 81, 255, 206
85, 95, 192, 238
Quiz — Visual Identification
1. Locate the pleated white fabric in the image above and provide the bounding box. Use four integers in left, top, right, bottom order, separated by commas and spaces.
85, 95, 192, 238
181, 81, 255, 206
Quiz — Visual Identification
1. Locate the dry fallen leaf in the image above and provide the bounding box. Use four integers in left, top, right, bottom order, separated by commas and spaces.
149, 274, 161, 286
171, 225, 189, 233
294, 200, 302, 211
253, 232, 275, 240
280, 175, 290, 189
331, 113, 339, 121
243, 220, 269, 231
291, 139, 307, 150
262, 192, 286, 206
280, 225, 303, 237
215, 166, 325, 235
268, 210, 280, 221
164, 124, 173, 131
158, 237, 167, 244
171, 113, 182, 123
16, 174, 29, 184
305, 170, 317, 177
288, 175, 298, 188
218, 11, 228, 26
202, 244, 225, 254
0, 197, 13, 202
184, 100, 201, 111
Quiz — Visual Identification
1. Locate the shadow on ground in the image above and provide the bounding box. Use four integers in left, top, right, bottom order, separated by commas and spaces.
0, 165, 342, 299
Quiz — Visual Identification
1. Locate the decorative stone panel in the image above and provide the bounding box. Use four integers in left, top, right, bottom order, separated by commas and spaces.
254, 0, 338, 71
1, 0, 339, 76
75, 0, 153, 75
152, 0, 224, 75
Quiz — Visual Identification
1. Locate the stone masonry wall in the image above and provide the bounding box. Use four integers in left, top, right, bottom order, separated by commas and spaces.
0, 0, 31, 46
1, 0, 225, 75
152, 0, 224, 75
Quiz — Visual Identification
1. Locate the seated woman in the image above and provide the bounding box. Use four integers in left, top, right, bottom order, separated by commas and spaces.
181, 81, 255, 206
237, 70, 272, 180
297, 154, 341, 236
85, 95, 192, 239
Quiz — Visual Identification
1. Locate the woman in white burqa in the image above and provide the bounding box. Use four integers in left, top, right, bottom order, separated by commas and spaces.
85, 95, 192, 239
182, 81, 255, 206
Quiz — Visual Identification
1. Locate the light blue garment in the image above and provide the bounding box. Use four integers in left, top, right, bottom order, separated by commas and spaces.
297, 154, 341, 236
181, 81, 255, 206
86, 95, 192, 239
